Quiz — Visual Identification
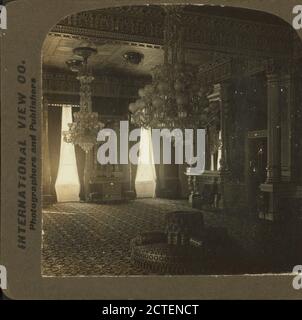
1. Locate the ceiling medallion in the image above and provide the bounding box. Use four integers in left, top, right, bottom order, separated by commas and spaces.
123, 51, 144, 65
129, 7, 209, 130
65, 56, 84, 72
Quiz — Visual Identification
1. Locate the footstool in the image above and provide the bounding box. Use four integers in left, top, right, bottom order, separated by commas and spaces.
130, 211, 205, 274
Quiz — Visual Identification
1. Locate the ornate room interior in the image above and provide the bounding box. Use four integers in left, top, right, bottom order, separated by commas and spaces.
41, 5, 302, 276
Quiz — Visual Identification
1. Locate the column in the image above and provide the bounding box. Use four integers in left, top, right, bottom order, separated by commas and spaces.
280, 74, 292, 182
207, 82, 232, 211
292, 63, 302, 183
260, 60, 282, 220
205, 127, 212, 171
220, 82, 232, 211
266, 66, 281, 184
219, 82, 231, 173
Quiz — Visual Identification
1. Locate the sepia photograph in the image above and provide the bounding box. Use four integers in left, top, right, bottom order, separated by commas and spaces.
2, 0, 302, 302
40, 4, 302, 278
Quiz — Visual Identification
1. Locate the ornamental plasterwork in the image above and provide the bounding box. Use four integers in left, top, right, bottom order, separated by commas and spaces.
51, 8, 294, 58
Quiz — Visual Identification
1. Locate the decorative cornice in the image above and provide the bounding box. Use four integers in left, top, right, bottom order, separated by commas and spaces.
50, 25, 163, 49
43, 71, 148, 99
50, 9, 294, 58
198, 56, 294, 86
199, 57, 267, 85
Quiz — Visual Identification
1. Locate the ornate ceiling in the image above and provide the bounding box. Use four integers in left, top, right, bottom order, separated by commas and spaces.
42, 36, 221, 77
42, 5, 299, 78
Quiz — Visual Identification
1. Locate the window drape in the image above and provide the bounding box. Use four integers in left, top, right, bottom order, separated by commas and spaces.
55, 106, 80, 202
135, 128, 157, 198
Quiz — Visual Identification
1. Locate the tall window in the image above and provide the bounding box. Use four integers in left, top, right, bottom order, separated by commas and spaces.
135, 128, 157, 198
55, 106, 80, 202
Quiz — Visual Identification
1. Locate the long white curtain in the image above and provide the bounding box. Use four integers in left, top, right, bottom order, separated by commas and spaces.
135, 128, 157, 198
55, 106, 80, 202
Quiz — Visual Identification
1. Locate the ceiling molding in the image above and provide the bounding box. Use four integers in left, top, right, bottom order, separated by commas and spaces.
49, 8, 294, 59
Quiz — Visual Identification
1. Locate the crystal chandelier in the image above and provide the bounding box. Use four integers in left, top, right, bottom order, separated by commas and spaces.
63, 43, 104, 153
129, 7, 209, 129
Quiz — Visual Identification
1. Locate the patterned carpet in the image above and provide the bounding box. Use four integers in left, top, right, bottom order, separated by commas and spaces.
42, 199, 199, 276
